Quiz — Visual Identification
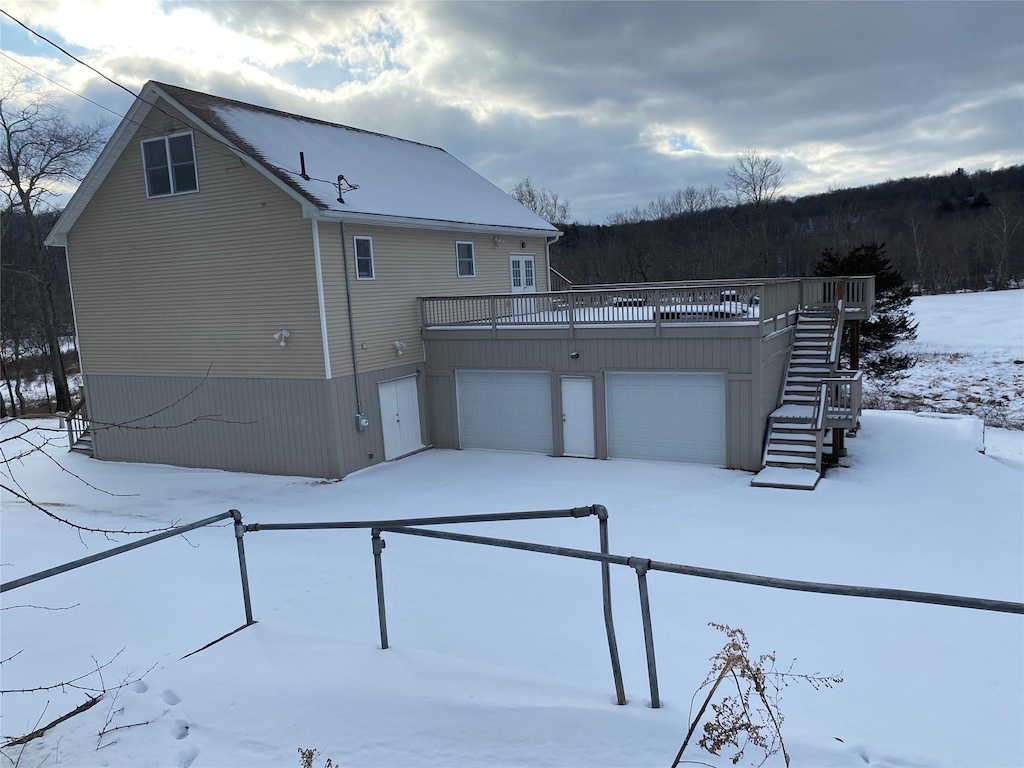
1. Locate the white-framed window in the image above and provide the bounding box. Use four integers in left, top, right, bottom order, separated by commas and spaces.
456, 241, 475, 277
141, 132, 198, 197
354, 236, 374, 279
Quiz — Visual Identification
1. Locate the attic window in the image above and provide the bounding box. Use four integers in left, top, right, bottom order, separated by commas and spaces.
142, 132, 198, 197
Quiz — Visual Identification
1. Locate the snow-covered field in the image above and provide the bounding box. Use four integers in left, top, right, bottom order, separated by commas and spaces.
869, 289, 1024, 427
1, 292, 1022, 768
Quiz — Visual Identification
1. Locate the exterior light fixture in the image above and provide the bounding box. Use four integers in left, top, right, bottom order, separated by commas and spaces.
273, 330, 290, 346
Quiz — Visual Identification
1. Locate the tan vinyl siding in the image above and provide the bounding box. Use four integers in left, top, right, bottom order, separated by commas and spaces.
67, 99, 324, 379
318, 222, 549, 376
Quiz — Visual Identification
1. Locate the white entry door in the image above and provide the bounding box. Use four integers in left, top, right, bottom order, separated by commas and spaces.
379, 376, 424, 461
510, 253, 537, 315
561, 377, 595, 458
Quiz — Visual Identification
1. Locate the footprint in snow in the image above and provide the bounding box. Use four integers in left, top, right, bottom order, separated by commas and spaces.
131, 681, 149, 693
172, 719, 190, 740
177, 744, 199, 768
161, 689, 181, 705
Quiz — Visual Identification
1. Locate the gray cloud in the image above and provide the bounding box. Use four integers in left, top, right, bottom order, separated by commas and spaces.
9, 0, 1023, 222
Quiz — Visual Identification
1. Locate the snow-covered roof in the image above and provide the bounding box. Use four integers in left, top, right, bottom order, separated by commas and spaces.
46, 82, 560, 245
162, 83, 559, 233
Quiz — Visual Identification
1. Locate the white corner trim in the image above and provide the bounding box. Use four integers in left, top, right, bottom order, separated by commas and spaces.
63, 241, 86, 380
311, 219, 332, 379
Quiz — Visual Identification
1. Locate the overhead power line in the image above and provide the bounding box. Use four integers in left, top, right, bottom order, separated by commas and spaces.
0, 8, 350, 193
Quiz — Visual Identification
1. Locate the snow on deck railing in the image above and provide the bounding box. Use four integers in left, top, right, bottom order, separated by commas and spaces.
421, 277, 874, 335
421, 282, 778, 334
800, 275, 875, 313
824, 370, 863, 427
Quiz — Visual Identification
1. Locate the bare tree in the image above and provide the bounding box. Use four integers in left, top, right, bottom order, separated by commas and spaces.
0, 70, 107, 412
509, 176, 571, 224
726, 149, 785, 209
726, 149, 785, 273
984, 201, 1023, 289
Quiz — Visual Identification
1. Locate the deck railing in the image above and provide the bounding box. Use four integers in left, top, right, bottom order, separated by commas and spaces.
800, 276, 875, 313
422, 276, 873, 335
422, 281, 779, 335
824, 370, 863, 428
548, 267, 573, 292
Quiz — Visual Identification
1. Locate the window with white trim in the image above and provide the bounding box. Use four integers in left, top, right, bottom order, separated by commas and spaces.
141, 132, 198, 197
456, 241, 475, 277
354, 236, 374, 279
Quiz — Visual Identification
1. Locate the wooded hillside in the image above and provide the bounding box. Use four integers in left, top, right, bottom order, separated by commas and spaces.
552, 166, 1024, 292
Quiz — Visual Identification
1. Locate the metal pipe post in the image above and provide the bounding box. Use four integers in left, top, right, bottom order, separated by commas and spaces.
629, 557, 660, 708
372, 528, 389, 650
595, 506, 626, 705
230, 510, 254, 625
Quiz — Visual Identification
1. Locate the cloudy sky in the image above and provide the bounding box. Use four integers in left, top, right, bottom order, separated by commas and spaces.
2, 1, 1022, 222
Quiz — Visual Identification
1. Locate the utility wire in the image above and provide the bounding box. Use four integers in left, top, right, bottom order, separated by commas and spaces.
0, 51, 124, 120
0, 8, 354, 194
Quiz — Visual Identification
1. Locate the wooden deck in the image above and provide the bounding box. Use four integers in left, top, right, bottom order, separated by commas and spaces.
421, 276, 874, 339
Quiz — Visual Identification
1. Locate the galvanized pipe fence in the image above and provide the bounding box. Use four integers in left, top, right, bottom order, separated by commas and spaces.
372, 523, 1024, 708
6, 506, 1022, 713
242, 505, 627, 706
0, 510, 255, 626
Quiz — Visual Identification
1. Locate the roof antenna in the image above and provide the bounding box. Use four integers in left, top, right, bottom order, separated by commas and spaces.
335, 174, 360, 204
299, 152, 309, 181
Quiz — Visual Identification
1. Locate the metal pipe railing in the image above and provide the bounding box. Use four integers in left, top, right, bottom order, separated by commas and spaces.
376, 525, 1024, 709
244, 505, 627, 706
1, 510, 255, 629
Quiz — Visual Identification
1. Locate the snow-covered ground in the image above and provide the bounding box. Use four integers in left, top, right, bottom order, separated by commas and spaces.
868, 289, 1024, 428
1, 291, 1022, 768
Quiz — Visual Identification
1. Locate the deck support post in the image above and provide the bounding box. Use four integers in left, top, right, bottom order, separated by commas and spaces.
850, 319, 861, 371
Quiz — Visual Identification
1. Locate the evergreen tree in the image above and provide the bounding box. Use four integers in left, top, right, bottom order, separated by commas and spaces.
815, 242, 917, 382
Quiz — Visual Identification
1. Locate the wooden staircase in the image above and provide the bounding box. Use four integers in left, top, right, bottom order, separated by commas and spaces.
63, 398, 94, 457
751, 307, 839, 490
70, 427, 93, 454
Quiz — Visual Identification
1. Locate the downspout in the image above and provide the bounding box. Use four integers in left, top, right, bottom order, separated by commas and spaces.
545, 232, 562, 291
340, 221, 368, 431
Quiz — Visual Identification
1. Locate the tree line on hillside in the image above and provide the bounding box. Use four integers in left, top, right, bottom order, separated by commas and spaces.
515, 161, 1024, 294
1, 73, 106, 416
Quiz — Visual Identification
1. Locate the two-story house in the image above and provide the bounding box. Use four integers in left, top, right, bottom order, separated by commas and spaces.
48, 82, 872, 490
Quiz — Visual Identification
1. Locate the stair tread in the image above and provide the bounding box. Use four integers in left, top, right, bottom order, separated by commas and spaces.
767, 455, 818, 466
750, 467, 821, 490
768, 443, 817, 454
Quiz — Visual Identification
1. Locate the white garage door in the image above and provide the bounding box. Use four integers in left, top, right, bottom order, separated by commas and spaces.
606, 372, 725, 464
457, 370, 553, 453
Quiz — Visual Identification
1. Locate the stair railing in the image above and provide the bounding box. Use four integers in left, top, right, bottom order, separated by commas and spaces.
812, 383, 828, 474
822, 370, 863, 428
548, 266, 573, 292
64, 398, 89, 448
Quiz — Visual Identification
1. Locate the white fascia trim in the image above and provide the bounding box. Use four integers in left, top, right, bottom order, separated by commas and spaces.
63, 240, 86, 380
45, 90, 159, 245
46, 83, 320, 246
313, 209, 560, 238
311, 219, 332, 379
148, 85, 317, 210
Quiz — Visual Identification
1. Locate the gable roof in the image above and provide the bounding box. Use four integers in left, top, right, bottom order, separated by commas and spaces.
47, 81, 560, 245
